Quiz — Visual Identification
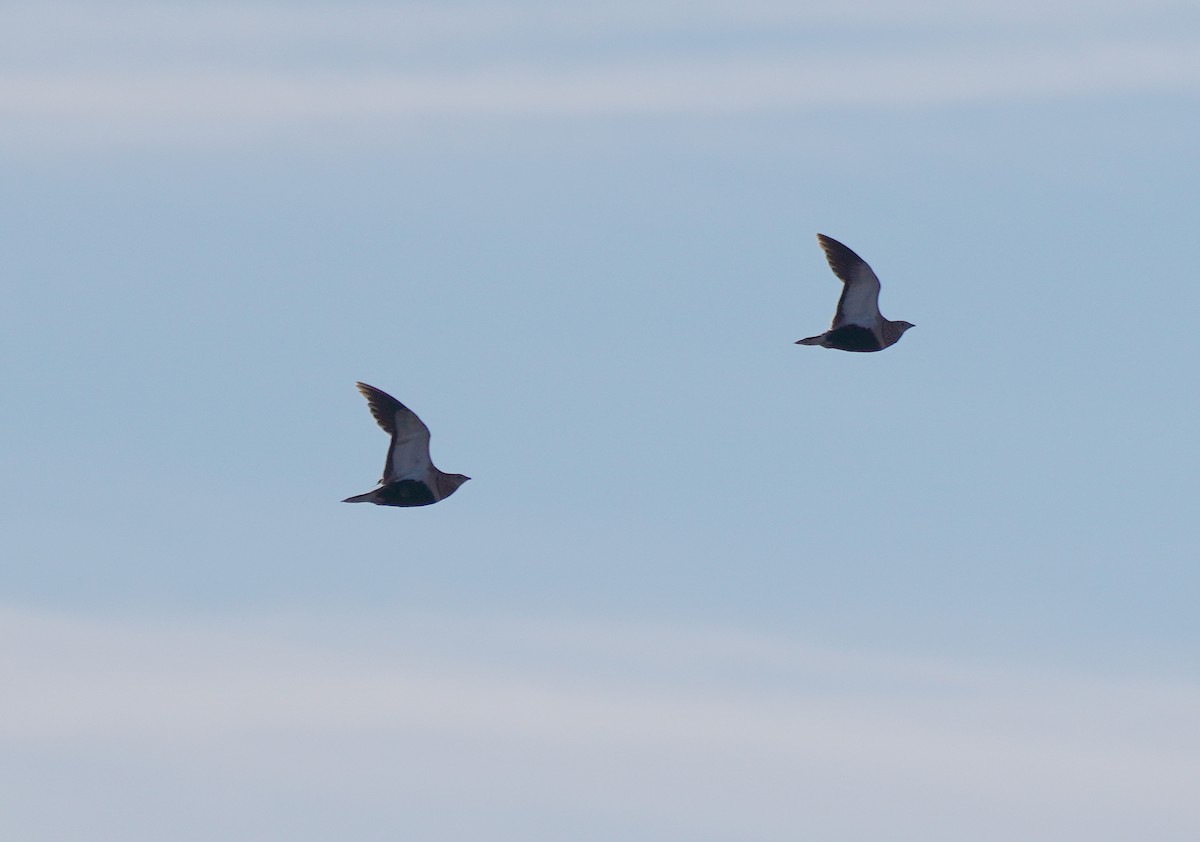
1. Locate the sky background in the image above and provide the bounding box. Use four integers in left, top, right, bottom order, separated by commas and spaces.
3, 1, 1200, 839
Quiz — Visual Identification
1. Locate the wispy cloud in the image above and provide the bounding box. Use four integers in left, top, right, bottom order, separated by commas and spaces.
8, 40, 1200, 113
3, 2, 1198, 150
3, 606, 1198, 840
5, 0, 1197, 56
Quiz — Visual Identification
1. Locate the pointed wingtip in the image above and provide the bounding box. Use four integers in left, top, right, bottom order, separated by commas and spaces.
816, 232, 846, 252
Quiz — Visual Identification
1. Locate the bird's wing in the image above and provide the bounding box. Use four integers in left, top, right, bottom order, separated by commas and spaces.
355, 382, 434, 484
818, 234, 884, 331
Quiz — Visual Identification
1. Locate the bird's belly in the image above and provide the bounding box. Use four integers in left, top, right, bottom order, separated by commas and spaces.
825, 325, 882, 352
378, 480, 437, 507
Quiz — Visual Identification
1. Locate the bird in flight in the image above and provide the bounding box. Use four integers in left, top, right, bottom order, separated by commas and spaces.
795, 234, 914, 352
343, 382, 470, 507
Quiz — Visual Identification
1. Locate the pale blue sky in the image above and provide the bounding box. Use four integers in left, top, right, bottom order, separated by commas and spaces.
3, 1, 1200, 839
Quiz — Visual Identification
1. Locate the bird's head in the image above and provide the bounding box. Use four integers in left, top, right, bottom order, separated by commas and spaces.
442, 473, 471, 498
890, 319, 915, 338
881, 319, 915, 349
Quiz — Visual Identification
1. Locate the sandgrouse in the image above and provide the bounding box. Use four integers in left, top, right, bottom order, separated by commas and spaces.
795, 234, 914, 352
343, 382, 470, 507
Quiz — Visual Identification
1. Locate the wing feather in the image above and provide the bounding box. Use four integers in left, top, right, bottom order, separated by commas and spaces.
818, 234, 884, 331
355, 382, 434, 484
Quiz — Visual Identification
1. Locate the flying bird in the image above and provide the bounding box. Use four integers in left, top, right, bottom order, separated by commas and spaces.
795, 234, 914, 352
343, 382, 470, 507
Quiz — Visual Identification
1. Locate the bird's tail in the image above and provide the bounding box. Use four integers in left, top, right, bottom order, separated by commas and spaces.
341, 491, 376, 504
794, 334, 825, 345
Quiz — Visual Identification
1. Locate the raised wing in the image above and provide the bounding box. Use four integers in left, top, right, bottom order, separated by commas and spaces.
818, 234, 883, 331
355, 382, 434, 484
